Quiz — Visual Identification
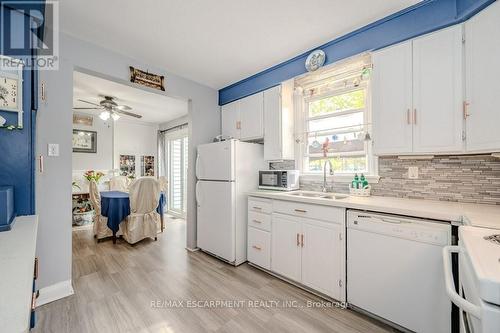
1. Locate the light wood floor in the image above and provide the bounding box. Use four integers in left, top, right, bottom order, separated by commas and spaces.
34, 217, 397, 333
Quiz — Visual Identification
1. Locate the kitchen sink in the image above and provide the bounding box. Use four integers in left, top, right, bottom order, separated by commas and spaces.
286, 191, 349, 200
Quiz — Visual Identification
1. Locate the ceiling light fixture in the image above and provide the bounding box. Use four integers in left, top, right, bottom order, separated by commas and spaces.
99, 110, 110, 121
111, 113, 120, 121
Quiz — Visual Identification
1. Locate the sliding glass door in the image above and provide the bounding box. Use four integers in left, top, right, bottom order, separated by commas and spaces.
160, 126, 188, 217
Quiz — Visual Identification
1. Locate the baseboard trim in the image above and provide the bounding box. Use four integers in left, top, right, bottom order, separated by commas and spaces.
185, 247, 199, 252
36, 279, 74, 307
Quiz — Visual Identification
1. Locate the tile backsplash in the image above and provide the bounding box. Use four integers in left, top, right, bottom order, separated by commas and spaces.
270, 155, 500, 205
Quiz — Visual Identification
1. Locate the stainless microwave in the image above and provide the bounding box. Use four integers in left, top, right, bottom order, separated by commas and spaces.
259, 170, 299, 191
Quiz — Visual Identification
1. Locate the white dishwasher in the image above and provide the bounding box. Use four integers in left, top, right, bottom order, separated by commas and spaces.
347, 210, 452, 333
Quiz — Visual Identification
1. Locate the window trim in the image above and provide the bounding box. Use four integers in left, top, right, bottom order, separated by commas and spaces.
295, 82, 378, 181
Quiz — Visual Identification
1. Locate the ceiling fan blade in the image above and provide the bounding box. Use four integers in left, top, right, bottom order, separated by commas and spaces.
73, 107, 102, 110
77, 99, 101, 107
114, 109, 142, 118
115, 105, 132, 111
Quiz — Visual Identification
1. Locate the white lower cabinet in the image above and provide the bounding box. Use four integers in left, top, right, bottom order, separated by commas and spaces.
247, 197, 346, 302
301, 219, 343, 300
271, 214, 302, 282
247, 227, 271, 270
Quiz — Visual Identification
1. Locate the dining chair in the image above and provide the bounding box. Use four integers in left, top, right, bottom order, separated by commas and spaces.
89, 180, 122, 240
122, 177, 161, 244
109, 176, 130, 192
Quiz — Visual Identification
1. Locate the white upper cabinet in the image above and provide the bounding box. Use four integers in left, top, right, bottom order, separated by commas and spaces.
240, 92, 264, 140
221, 92, 264, 141
412, 25, 463, 153
372, 42, 413, 155
465, 1, 500, 152
372, 25, 464, 155
221, 100, 240, 139
263, 80, 295, 161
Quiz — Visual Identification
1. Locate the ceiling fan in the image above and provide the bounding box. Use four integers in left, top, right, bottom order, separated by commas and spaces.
73, 96, 142, 120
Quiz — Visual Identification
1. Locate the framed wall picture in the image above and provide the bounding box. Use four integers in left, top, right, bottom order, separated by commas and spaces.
119, 154, 136, 178
72, 129, 97, 153
141, 155, 155, 176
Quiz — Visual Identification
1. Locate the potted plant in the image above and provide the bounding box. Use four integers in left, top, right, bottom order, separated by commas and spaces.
72, 197, 94, 226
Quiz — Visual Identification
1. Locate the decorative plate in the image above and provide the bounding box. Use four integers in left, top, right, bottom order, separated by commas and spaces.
305, 49, 326, 72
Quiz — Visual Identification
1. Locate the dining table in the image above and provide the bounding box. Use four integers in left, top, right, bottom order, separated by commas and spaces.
100, 191, 166, 243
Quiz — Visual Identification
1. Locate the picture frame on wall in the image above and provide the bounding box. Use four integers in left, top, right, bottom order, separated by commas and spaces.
141, 155, 155, 176
72, 129, 97, 153
119, 154, 136, 178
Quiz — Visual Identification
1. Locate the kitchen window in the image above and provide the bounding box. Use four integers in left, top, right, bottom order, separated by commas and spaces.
295, 54, 377, 178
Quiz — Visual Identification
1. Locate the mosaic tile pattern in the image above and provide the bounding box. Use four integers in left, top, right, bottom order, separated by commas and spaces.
270, 155, 500, 205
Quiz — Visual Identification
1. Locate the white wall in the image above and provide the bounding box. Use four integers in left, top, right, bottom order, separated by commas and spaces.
72, 113, 114, 171
159, 115, 189, 131
114, 120, 159, 178
36, 32, 219, 291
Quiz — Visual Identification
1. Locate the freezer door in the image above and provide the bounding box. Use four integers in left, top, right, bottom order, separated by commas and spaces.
196, 180, 235, 262
196, 140, 235, 181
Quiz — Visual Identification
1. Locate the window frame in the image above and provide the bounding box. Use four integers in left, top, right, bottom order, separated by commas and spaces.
295, 82, 378, 182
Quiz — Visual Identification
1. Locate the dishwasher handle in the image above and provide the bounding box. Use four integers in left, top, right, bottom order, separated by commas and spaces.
442, 245, 481, 319
356, 214, 410, 225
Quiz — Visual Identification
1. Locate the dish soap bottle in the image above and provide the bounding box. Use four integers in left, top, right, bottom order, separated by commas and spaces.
360, 173, 369, 189
352, 174, 359, 189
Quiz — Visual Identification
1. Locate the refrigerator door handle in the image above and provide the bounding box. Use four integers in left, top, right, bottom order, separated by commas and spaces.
196, 182, 202, 206
195, 154, 200, 179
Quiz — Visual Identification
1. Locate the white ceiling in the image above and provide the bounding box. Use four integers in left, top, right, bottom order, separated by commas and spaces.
73, 71, 188, 124
60, 0, 420, 89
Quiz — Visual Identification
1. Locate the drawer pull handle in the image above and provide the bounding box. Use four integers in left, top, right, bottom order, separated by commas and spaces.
296, 233, 300, 246
301, 234, 304, 247
31, 292, 36, 310
252, 219, 262, 224
294, 209, 307, 213
252, 245, 262, 251
253, 206, 262, 210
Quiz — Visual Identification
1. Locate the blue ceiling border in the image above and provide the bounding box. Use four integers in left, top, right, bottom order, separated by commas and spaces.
218, 0, 495, 105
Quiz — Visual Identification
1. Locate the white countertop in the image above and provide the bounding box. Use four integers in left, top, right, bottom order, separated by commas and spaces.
248, 190, 500, 229
0, 215, 38, 333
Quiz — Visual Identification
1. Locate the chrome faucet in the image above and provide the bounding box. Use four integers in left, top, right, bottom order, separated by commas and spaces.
322, 159, 334, 192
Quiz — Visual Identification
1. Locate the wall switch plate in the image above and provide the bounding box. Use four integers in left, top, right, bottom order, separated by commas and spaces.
408, 166, 419, 179
48, 143, 59, 157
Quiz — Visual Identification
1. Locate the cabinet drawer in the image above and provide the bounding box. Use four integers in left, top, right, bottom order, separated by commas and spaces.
248, 211, 271, 231
273, 200, 344, 223
247, 227, 271, 270
248, 198, 272, 214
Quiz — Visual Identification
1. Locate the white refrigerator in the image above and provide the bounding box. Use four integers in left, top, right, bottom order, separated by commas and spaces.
196, 139, 265, 265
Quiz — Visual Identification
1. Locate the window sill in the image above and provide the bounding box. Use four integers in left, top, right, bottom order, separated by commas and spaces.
300, 173, 380, 184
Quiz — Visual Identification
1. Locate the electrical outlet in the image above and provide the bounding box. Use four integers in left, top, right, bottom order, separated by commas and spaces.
408, 166, 419, 179
48, 143, 59, 157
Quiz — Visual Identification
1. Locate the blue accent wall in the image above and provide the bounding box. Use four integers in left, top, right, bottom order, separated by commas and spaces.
219, 0, 495, 105
0, 1, 44, 216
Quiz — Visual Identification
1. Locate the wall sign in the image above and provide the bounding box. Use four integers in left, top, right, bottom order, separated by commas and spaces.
305, 49, 326, 72
129, 66, 165, 91
0, 55, 24, 128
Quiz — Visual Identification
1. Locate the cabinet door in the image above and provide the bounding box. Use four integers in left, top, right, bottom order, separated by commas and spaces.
301, 219, 344, 300
271, 214, 301, 282
412, 25, 463, 153
221, 100, 240, 139
240, 92, 264, 140
264, 86, 282, 160
465, 2, 500, 152
372, 42, 413, 155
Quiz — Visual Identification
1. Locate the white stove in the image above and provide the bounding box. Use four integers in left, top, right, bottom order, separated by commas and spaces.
443, 226, 500, 333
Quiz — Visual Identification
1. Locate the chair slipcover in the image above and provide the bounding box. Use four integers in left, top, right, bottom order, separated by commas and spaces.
122, 178, 161, 244
109, 176, 130, 192
158, 176, 168, 193
89, 180, 122, 239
